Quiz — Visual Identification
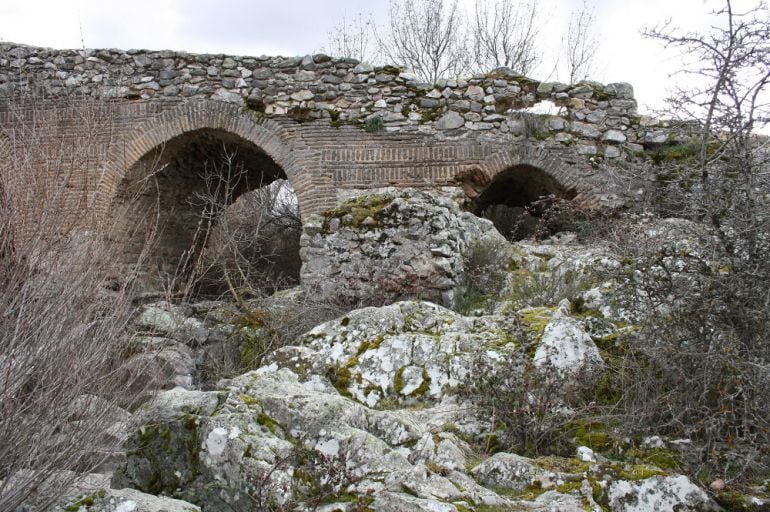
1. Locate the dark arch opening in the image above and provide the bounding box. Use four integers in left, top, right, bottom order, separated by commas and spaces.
113, 128, 301, 296
473, 164, 577, 241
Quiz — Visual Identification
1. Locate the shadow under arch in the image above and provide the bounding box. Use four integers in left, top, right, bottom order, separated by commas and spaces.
110, 118, 301, 295
473, 163, 578, 241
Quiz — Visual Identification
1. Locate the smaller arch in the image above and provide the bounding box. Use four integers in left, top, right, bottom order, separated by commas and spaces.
476, 145, 592, 204
472, 146, 591, 240
473, 164, 575, 214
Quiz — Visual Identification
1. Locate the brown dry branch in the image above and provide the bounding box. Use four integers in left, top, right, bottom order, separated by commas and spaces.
0, 91, 155, 511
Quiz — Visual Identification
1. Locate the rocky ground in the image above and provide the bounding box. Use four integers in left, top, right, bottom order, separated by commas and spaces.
34, 191, 769, 512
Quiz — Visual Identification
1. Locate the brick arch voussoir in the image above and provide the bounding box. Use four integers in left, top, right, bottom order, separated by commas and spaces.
99, 101, 302, 218
479, 146, 597, 206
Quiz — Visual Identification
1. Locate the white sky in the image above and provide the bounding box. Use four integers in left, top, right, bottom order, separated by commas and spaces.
0, 0, 763, 114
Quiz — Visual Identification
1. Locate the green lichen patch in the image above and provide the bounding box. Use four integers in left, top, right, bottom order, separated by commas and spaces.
325, 357, 359, 398
322, 193, 395, 230
535, 455, 590, 474
393, 366, 431, 397
624, 447, 682, 471
556, 479, 584, 494
517, 307, 555, 341
504, 480, 548, 501
714, 490, 769, 511
256, 411, 282, 435
63, 490, 105, 511
573, 422, 610, 452
356, 334, 386, 356
616, 464, 667, 481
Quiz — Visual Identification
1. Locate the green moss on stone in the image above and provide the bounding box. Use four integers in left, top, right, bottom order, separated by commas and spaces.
617, 464, 666, 481
625, 447, 681, 470
256, 411, 281, 435
322, 193, 394, 230
356, 335, 385, 356
518, 307, 555, 346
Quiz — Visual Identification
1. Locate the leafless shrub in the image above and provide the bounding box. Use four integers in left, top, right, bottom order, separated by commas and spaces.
561, 0, 600, 84
460, 349, 598, 457
377, 0, 469, 83
455, 237, 510, 314
606, 0, 770, 481
0, 93, 152, 510
240, 438, 372, 511
324, 12, 380, 63
470, 0, 541, 75
173, 149, 302, 303
199, 291, 351, 384
482, 196, 595, 242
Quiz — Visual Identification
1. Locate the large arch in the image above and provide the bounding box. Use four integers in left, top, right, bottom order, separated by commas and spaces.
98, 101, 308, 218
104, 102, 305, 294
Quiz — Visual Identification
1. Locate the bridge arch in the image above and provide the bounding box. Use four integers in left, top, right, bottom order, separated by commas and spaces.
104, 101, 305, 293
99, 101, 306, 216
470, 146, 593, 240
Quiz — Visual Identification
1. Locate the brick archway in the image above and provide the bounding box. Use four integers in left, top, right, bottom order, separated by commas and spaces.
98, 100, 309, 217
478, 145, 596, 206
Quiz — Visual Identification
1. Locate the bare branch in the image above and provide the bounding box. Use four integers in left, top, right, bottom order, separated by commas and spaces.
471, 0, 541, 75
561, 0, 600, 83
323, 12, 380, 63
377, 0, 469, 84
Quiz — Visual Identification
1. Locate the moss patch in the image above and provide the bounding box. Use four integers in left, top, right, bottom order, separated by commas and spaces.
616, 464, 666, 481
517, 307, 555, 347
625, 447, 682, 471
322, 193, 394, 230
394, 366, 431, 397
573, 422, 610, 451
535, 455, 590, 474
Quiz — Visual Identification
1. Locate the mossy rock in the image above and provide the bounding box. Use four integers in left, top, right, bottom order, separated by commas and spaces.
322, 193, 395, 231
116, 415, 201, 499
535, 455, 590, 474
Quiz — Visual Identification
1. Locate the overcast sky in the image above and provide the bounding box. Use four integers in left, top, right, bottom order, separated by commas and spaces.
0, 0, 762, 114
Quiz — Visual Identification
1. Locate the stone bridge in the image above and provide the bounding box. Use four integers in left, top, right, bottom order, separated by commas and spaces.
0, 43, 668, 284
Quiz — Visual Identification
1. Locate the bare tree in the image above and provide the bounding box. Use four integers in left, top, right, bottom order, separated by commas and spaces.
470, 0, 541, 75
561, 0, 600, 83
644, 0, 769, 253
324, 12, 380, 63
377, 0, 469, 84
609, 0, 770, 479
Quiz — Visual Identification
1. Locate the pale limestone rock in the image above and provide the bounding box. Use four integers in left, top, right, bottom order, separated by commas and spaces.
607, 475, 720, 512
436, 110, 465, 130
533, 300, 605, 377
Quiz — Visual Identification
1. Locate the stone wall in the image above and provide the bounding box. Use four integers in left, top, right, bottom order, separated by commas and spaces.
0, 43, 677, 289
0, 42, 674, 162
